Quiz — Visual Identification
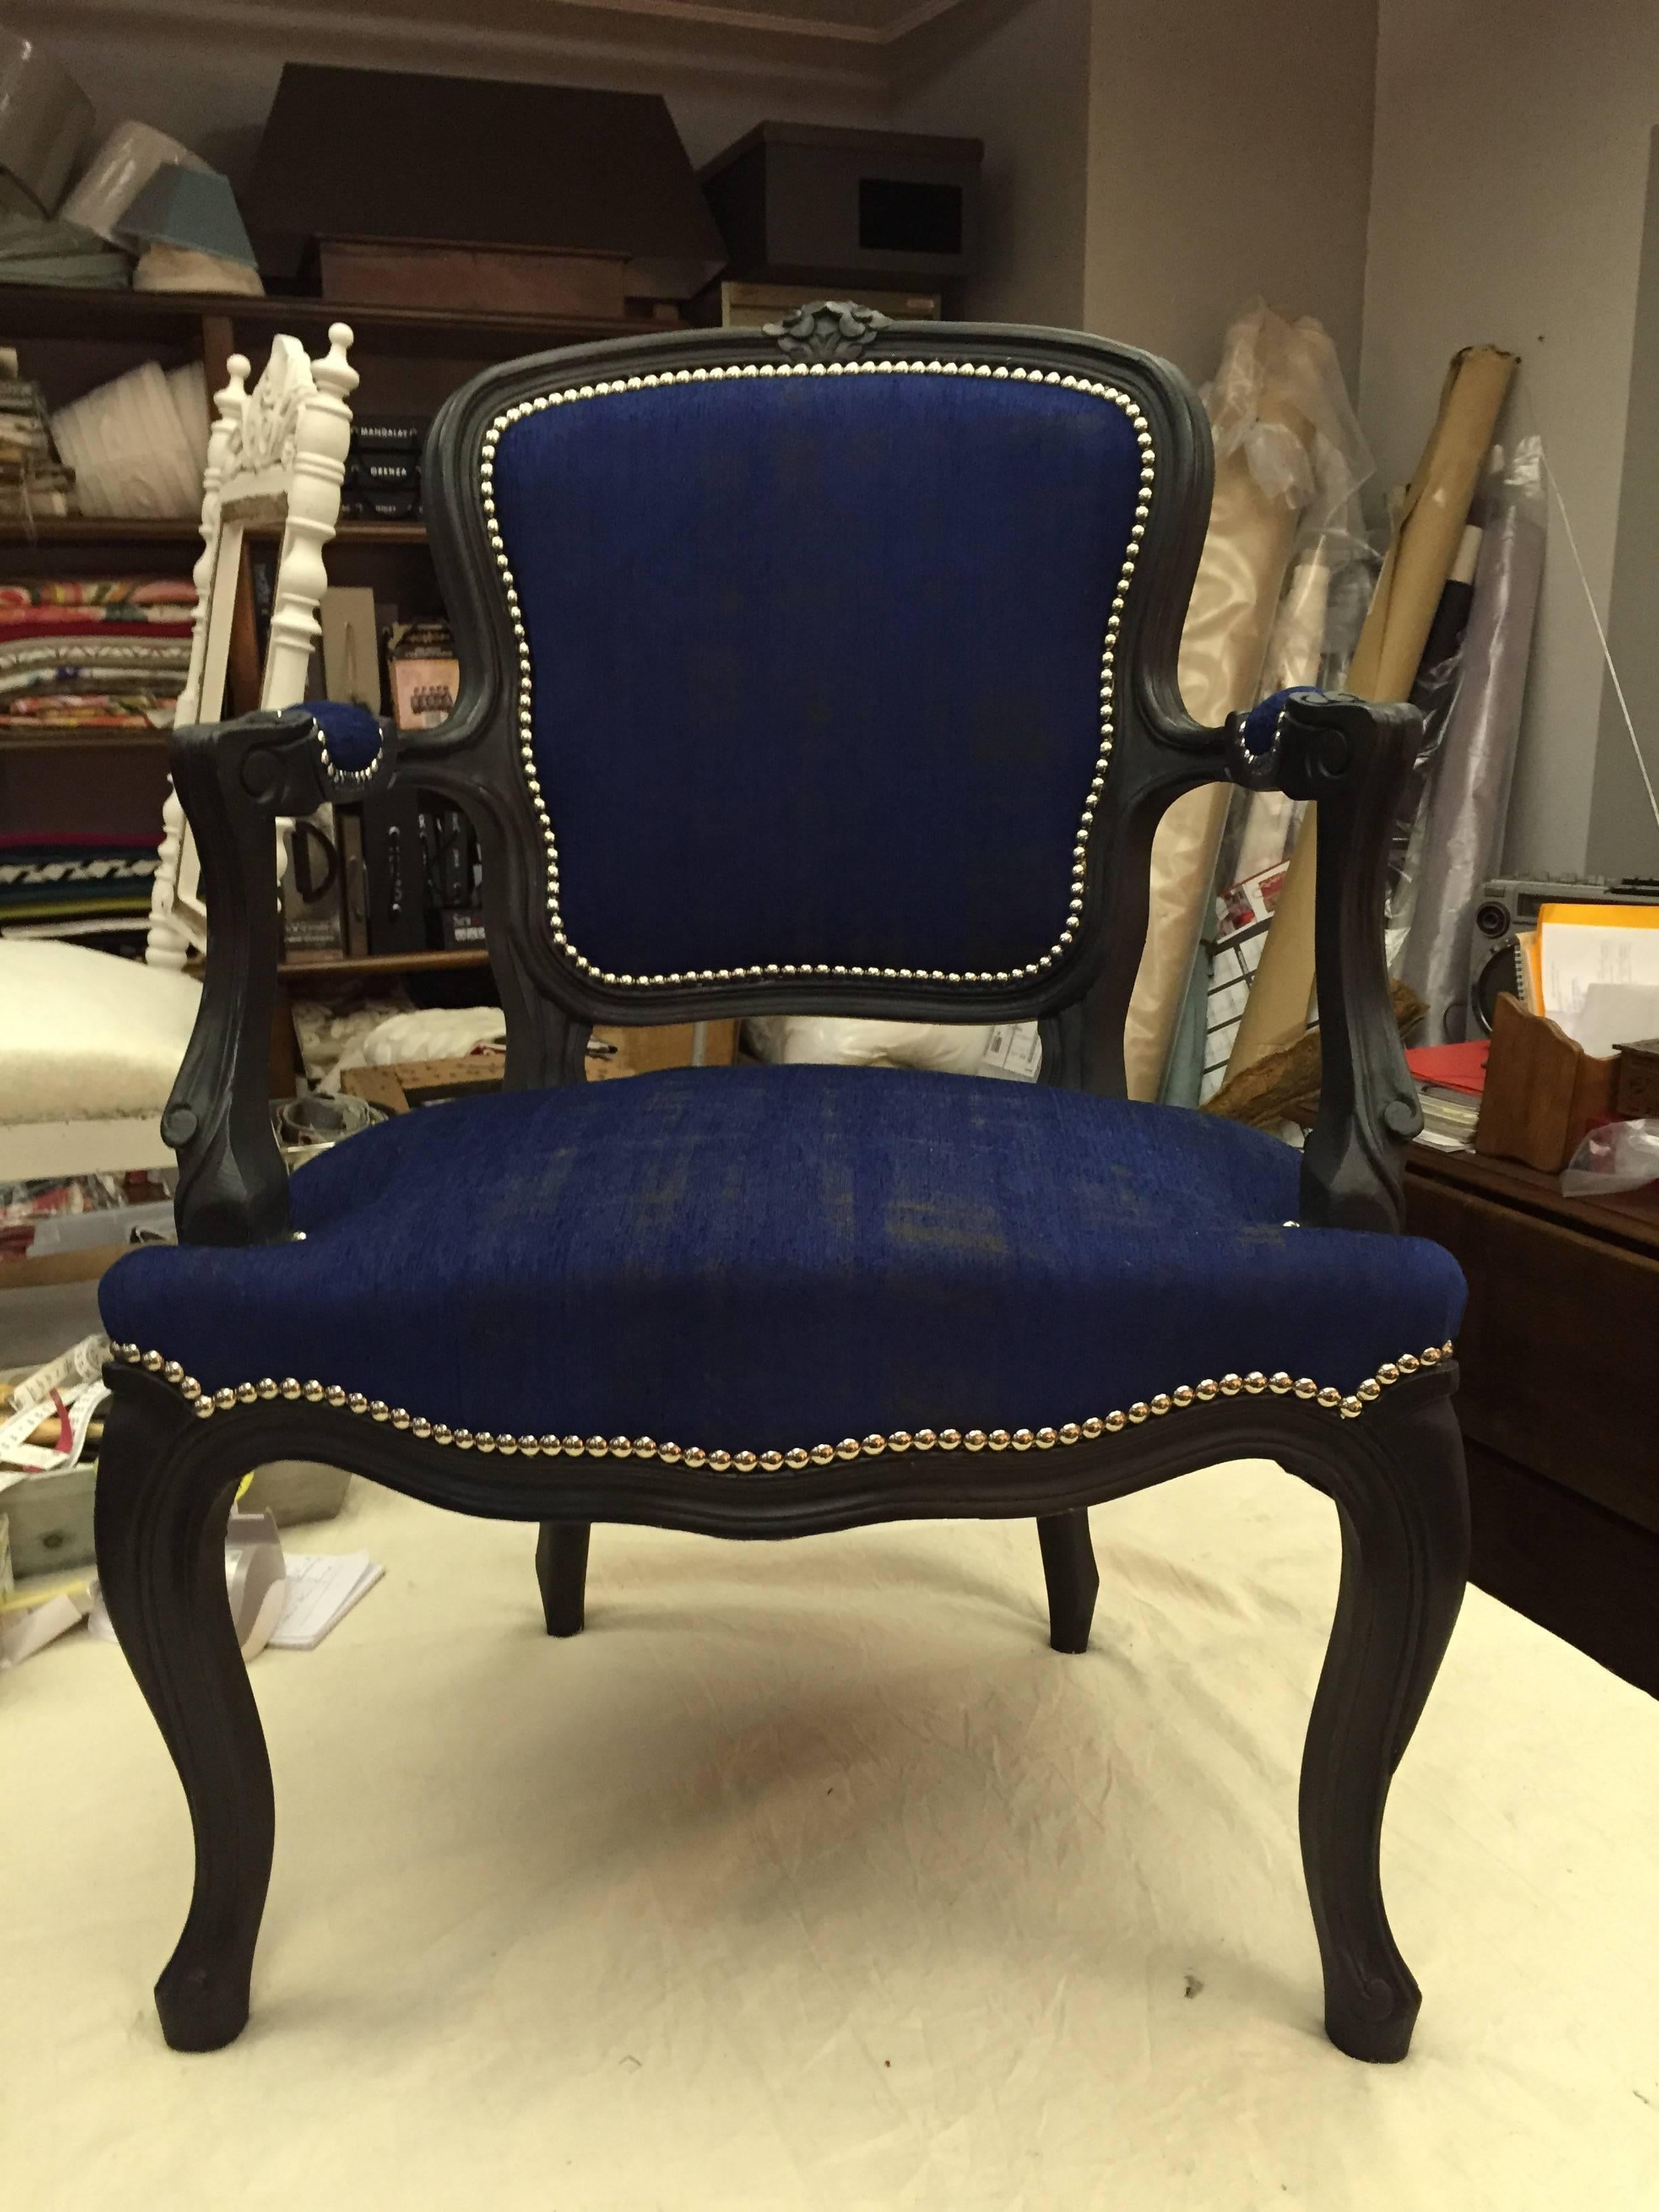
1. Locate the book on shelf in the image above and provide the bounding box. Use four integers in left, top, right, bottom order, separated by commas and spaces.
386, 620, 457, 730
279, 808, 348, 961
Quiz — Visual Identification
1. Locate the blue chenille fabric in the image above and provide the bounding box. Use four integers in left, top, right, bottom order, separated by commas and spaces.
489, 373, 1145, 981
100, 1067, 1465, 1454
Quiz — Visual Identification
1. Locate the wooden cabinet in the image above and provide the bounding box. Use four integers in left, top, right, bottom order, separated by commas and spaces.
1404, 1143, 1659, 1695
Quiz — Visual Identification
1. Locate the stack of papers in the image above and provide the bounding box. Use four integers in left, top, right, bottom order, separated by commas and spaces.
1536, 904, 1659, 1056
1405, 1041, 1487, 1152
268, 1553, 384, 1650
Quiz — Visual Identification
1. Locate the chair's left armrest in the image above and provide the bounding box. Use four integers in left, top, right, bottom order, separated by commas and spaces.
1225, 687, 1424, 1233
164, 703, 395, 1248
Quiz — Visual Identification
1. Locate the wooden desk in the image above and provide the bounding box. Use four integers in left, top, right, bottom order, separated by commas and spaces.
1404, 1143, 1659, 1696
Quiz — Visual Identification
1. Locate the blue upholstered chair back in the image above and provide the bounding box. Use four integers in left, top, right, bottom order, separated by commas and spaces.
422, 319, 1213, 1039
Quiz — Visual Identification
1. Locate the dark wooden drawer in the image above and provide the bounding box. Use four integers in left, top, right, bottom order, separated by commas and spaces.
1405, 1172, 1659, 1536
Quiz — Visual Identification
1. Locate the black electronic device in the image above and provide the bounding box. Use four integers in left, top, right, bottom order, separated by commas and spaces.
1468, 874, 1659, 1032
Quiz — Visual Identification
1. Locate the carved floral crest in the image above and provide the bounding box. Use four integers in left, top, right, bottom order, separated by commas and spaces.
220, 335, 314, 486
764, 301, 893, 362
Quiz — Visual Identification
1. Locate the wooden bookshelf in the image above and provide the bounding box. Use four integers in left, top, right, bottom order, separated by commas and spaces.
0, 516, 204, 546
0, 281, 673, 360
0, 724, 169, 751
0, 516, 428, 548
0, 285, 607, 982
276, 948, 491, 983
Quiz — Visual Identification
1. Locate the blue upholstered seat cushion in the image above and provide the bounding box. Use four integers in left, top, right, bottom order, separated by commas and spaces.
100, 1068, 1465, 1458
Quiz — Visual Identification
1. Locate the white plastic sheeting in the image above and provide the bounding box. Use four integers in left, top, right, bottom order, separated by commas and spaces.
9, 1467, 1656, 2209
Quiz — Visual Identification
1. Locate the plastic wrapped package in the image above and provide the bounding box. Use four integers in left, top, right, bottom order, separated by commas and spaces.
1229, 346, 1519, 1078
1178, 393, 1380, 1107
1399, 440, 1547, 1042
1382, 527, 1480, 970
1125, 304, 1372, 1099
1560, 1118, 1659, 1197
1227, 536, 1331, 885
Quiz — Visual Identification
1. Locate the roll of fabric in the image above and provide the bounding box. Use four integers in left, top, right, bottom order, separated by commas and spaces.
1398, 439, 1547, 1042
1225, 343, 1518, 1080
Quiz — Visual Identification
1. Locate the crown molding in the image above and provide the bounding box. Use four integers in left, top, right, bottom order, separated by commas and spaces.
16, 0, 975, 85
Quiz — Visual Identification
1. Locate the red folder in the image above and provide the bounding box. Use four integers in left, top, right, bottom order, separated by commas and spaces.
1404, 1041, 1489, 1096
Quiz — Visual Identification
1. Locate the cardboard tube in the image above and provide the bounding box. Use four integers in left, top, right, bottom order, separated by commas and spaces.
1224, 344, 1518, 1077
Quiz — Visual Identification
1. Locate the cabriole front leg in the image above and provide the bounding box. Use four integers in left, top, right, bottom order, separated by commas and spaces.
94, 1368, 276, 2051
1290, 1385, 1469, 2061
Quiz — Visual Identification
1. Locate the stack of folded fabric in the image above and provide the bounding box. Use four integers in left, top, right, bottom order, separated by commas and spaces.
0, 211, 129, 291
0, 577, 196, 733
0, 833, 159, 951
0, 375, 77, 518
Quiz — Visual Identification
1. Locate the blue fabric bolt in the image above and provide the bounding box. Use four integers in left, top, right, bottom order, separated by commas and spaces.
101, 1067, 1466, 1453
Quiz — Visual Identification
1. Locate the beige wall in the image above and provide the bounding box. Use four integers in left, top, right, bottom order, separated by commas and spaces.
1589, 129, 1659, 881
893, 0, 1092, 327
1362, 0, 1659, 878
1082, 0, 1377, 389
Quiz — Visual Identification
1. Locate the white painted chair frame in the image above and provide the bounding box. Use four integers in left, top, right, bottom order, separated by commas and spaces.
147, 323, 358, 967
0, 329, 355, 1184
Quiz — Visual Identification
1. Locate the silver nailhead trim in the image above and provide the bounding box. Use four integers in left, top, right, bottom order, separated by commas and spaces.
106, 1340, 1456, 1462
481, 359, 1157, 991
312, 723, 383, 792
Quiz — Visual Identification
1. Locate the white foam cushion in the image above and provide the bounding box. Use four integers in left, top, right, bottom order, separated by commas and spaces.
0, 941, 200, 1124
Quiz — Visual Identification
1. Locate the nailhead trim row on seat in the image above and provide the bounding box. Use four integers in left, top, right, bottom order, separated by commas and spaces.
480, 358, 1155, 993
106, 1340, 1458, 1471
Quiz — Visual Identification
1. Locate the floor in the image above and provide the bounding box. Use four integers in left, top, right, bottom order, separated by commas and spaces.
6, 1461, 1656, 2209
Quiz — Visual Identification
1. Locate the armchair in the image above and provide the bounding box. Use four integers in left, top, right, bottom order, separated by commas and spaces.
94, 307, 1468, 2065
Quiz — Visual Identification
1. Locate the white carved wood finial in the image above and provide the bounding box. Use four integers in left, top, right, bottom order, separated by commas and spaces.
316, 323, 357, 403
222, 352, 250, 424
148, 350, 253, 966
261, 325, 356, 712
146, 327, 357, 968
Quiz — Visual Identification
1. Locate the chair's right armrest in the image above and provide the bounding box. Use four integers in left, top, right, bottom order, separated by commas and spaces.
1224, 687, 1424, 1232
164, 703, 394, 1248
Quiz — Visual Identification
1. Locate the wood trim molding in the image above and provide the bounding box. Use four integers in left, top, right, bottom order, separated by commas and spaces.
16, 0, 933, 92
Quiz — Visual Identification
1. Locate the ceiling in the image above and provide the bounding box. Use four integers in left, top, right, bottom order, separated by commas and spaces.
29, 0, 1007, 104
537, 0, 970, 43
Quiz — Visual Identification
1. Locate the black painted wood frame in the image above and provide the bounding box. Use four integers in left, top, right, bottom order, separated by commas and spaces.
100, 305, 1467, 2063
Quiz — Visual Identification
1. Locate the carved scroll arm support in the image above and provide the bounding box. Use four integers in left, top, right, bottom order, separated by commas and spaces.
164, 705, 396, 1248
1221, 688, 1425, 1233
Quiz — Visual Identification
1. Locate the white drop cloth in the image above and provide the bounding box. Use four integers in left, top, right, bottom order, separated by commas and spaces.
5, 1462, 1655, 2208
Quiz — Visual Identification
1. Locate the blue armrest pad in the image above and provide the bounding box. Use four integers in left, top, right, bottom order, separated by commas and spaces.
1235, 686, 1327, 757
304, 699, 384, 776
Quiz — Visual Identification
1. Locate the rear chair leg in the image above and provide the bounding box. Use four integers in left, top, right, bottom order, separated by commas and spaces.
1037, 1509, 1099, 1653
94, 1372, 275, 2052
537, 1520, 592, 1637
